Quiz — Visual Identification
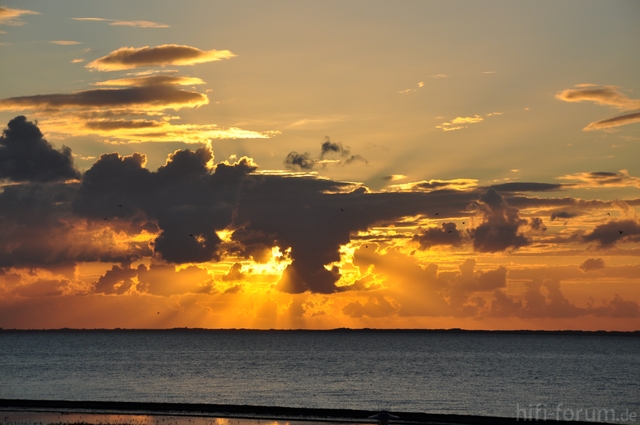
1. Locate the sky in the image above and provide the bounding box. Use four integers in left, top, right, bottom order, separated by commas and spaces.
0, 0, 639, 330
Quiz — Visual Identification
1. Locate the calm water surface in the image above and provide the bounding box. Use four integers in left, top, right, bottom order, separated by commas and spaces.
1, 331, 638, 422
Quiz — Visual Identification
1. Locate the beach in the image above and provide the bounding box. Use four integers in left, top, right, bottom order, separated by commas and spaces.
0, 400, 607, 425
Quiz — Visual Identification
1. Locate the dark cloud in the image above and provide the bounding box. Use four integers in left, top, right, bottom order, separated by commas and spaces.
416, 181, 461, 190
222, 263, 244, 281
0, 180, 149, 268
94, 263, 214, 296
93, 264, 139, 295
0, 116, 80, 182
582, 219, 640, 248
490, 277, 639, 318
413, 222, 464, 249
585, 112, 640, 131
489, 182, 564, 192
283, 151, 314, 170
491, 278, 582, 318
86, 44, 235, 71
95, 75, 205, 87
470, 189, 530, 252
453, 259, 508, 292
320, 139, 344, 157
342, 296, 397, 318
73, 147, 256, 263
284, 137, 367, 171
579, 258, 605, 272
0, 85, 207, 111
234, 176, 478, 293
320, 137, 368, 165
528, 217, 546, 231
550, 210, 579, 221
592, 294, 640, 318
84, 119, 164, 131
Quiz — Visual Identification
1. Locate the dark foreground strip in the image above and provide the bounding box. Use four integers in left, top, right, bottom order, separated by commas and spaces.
0, 399, 603, 425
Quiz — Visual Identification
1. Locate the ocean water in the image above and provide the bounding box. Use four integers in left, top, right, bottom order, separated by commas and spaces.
1, 331, 639, 423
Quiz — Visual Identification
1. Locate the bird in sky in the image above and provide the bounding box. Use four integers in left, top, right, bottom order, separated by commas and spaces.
118, 205, 123, 208
189, 234, 194, 237
606, 212, 611, 216
104, 218, 108, 221
619, 230, 623, 234
340, 208, 345, 211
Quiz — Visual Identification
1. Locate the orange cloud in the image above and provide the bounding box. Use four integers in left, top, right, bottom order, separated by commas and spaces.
556, 85, 640, 110
558, 169, 640, 188
87, 44, 236, 71
0, 85, 208, 112
557, 85, 640, 131
94, 75, 206, 87
436, 115, 484, 131
0, 6, 39, 26
51, 40, 81, 45
72, 17, 169, 28
583, 111, 640, 131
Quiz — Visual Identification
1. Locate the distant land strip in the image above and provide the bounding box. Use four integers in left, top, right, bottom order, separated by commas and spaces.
0, 399, 615, 425
0, 328, 638, 336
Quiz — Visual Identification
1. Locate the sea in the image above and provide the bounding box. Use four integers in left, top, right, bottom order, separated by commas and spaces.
1, 330, 639, 423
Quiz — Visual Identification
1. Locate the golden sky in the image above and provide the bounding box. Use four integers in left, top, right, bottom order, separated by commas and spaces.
0, 1, 639, 330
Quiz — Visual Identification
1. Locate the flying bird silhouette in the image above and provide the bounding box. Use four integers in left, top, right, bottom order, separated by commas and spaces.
606, 212, 611, 216
340, 208, 345, 211
189, 234, 194, 237
619, 230, 623, 234
104, 218, 108, 221
118, 205, 123, 208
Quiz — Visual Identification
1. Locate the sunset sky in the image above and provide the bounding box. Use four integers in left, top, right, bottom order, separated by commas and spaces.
1, 0, 639, 330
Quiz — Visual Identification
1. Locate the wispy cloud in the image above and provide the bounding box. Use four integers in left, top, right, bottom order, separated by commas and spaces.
386, 178, 477, 192
556, 85, 640, 110
382, 175, 407, 182
583, 112, 640, 131
51, 40, 82, 45
73, 17, 169, 28
557, 85, 640, 131
399, 81, 425, 94
0, 6, 39, 26
93, 75, 205, 87
436, 115, 483, 131
436, 112, 502, 131
558, 169, 640, 189
86, 44, 235, 71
